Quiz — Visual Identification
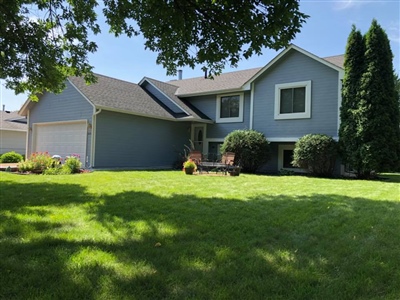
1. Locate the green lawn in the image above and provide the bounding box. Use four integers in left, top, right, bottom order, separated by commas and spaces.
1, 171, 399, 299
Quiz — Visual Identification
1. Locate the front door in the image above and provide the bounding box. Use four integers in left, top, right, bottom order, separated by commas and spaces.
191, 124, 205, 153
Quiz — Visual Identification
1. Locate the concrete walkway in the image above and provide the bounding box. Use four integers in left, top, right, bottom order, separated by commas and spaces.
0, 163, 19, 171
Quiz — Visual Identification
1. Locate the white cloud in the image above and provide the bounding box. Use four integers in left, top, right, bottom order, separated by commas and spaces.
333, 0, 369, 11
387, 21, 400, 43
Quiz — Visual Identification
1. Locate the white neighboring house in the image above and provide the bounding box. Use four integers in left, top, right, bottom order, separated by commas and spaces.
0, 110, 27, 156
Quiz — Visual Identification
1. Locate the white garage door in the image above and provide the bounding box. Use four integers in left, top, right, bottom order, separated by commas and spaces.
33, 121, 87, 163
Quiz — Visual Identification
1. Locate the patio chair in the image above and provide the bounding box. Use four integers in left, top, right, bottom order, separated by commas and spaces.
222, 152, 235, 166
220, 152, 235, 174
189, 150, 203, 173
188, 151, 202, 165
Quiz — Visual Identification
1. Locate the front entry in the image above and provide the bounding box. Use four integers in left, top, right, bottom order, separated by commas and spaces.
191, 124, 206, 153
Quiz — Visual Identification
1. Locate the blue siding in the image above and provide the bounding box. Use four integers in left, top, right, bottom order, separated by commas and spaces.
184, 91, 251, 139
253, 51, 340, 138
29, 81, 93, 123
28, 81, 93, 161
94, 111, 189, 168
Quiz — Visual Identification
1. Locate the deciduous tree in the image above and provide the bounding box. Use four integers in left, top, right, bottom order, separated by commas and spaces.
0, 0, 308, 99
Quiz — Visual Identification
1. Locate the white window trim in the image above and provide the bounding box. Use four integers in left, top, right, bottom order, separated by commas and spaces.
216, 93, 244, 123
191, 123, 207, 154
274, 80, 312, 120
278, 144, 307, 173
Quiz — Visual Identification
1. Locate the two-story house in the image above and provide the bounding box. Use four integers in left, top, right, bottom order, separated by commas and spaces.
19, 44, 344, 172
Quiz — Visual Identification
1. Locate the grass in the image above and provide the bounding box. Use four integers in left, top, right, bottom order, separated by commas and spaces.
0, 171, 399, 300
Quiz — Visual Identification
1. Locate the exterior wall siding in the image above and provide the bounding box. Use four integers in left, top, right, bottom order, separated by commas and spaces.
252, 51, 339, 139
0, 130, 27, 155
27, 81, 93, 160
94, 110, 189, 168
184, 91, 252, 139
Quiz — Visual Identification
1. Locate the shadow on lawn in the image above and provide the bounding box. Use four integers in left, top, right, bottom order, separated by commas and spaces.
1, 180, 399, 299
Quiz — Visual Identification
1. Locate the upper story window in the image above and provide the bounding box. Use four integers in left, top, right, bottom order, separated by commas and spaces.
216, 93, 244, 123
274, 81, 312, 120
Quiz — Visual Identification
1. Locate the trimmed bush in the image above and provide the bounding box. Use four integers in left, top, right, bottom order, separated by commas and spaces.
220, 129, 270, 173
0, 151, 24, 163
293, 134, 338, 177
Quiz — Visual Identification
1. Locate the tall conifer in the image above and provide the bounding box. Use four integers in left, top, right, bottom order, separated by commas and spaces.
357, 19, 400, 174
339, 25, 365, 173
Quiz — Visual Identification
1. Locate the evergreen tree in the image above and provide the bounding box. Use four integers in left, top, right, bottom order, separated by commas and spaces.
357, 19, 400, 175
339, 25, 365, 174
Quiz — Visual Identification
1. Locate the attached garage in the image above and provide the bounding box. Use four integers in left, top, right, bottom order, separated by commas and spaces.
32, 120, 88, 163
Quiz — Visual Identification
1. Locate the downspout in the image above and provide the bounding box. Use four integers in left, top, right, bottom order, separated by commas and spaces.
91, 108, 102, 167
249, 82, 254, 130
26, 110, 30, 159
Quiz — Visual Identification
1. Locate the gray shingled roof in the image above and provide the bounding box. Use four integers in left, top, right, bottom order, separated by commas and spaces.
169, 67, 262, 96
323, 55, 345, 69
143, 78, 211, 120
169, 54, 344, 97
69, 74, 177, 120
0, 111, 27, 131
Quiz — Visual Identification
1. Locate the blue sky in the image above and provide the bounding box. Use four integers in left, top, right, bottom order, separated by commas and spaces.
1, 0, 399, 111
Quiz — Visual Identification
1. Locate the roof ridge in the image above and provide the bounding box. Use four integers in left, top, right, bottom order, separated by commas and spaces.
144, 77, 180, 88
323, 54, 344, 59
71, 73, 140, 86
167, 66, 263, 82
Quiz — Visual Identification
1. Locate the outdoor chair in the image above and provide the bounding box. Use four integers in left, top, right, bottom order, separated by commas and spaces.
188, 151, 202, 165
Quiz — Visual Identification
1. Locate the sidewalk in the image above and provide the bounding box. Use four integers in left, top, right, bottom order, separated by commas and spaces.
0, 163, 19, 171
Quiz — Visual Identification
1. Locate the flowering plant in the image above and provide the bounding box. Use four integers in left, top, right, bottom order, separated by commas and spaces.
183, 159, 197, 170
30, 152, 54, 171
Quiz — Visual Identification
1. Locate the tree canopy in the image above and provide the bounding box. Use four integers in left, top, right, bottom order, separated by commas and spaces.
0, 0, 308, 99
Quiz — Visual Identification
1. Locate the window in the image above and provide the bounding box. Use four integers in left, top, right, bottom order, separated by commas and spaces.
278, 144, 306, 173
216, 93, 244, 123
283, 149, 296, 168
275, 81, 311, 120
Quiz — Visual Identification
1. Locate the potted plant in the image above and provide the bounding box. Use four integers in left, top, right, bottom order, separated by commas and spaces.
183, 159, 197, 175
229, 166, 241, 176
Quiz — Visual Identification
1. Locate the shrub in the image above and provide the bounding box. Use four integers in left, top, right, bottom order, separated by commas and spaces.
43, 165, 72, 175
293, 134, 338, 177
64, 155, 82, 173
220, 129, 270, 173
0, 151, 24, 163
